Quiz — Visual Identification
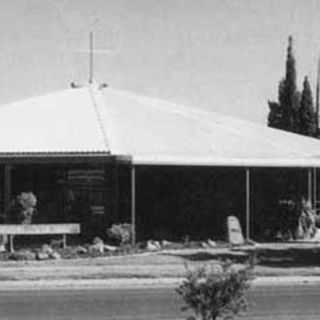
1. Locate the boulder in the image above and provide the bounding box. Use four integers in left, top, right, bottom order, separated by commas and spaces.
311, 228, 320, 241
227, 215, 245, 245
92, 237, 104, 245
161, 240, 173, 247
36, 251, 50, 260
49, 251, 61, 260
104, 244, 117, 252
201, 241, 209, 248
75, 246, 88, 254
88, 243, 104, 254
41, 244, 54, 255
0, 235, 7, 252
89, 237, 105, 254
146, 240, 160, 251
207, 239, 217, 248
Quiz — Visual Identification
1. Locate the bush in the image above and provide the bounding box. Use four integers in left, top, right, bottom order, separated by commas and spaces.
8, 192, 37, 224
176, 263, 253, 320
107, 223, 132, 245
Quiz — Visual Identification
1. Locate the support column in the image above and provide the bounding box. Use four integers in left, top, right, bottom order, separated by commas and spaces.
131, 165, 136, 245
4, 165, 12, 219
308, 168, 312, 204
313, 168, 317, 211
246, 168, 250, 241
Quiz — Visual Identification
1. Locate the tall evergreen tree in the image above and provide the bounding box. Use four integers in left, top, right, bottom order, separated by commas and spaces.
267, 101, 282, 128
299, 76, 317, 136
268, 36, 300, 132
282, 36, 300, 132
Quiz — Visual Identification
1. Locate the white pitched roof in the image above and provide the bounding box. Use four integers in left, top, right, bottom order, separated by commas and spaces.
0, 84, 320, 167
0, 87, 108, 154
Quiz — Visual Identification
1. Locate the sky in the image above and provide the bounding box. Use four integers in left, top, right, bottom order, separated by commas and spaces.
0, 0, 320, 123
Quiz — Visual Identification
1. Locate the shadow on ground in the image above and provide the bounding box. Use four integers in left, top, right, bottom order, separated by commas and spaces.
161, 251, 249, 264
162, 248, 320, 268
256, 248, 320, 267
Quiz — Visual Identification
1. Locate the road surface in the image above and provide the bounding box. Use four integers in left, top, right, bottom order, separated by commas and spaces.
0, 283, 320, 319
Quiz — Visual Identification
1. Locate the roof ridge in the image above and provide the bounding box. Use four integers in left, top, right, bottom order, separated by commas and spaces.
88, 86, 110, 151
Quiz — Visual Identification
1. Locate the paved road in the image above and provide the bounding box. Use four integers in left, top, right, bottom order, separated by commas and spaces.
0, 283, 320, 320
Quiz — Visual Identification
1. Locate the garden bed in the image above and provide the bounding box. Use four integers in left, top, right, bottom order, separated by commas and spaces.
0, 239, 230, 262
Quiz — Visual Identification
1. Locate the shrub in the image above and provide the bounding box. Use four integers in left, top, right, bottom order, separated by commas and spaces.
8, 192, 37, 224
107, 223, 132, 245
176, 262, 253, 320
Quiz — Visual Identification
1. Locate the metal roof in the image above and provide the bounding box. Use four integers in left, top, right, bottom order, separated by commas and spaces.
0, 84, 320, 167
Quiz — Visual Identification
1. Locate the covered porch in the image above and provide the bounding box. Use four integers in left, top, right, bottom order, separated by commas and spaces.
0, 155, 131, 242
130, 164, 319, 243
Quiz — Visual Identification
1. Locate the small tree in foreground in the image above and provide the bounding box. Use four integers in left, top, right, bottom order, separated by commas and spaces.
176, 263, 253, 320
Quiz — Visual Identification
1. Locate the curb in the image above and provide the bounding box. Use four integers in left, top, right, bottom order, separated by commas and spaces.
1, 276, 320, 290
0, 278, 182, 291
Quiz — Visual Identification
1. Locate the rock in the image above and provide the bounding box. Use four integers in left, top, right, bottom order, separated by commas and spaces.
201, 241, 209, 248
161, 240, 172, 247
41, 244, 54, 255
207, 239, 216, 248
146, 240, 160, 251
49, 251, 61, 259
104, 244, 117, 252
311, 228, 320, 241
92, 237, 104, 245
154, 241, 161, 249
0, 235, 7, 252
9, 250, 36, 261
88, 243, 104, 254
75, 246, 88, 254
227, 215, 245, 245
36, 251, 50, 260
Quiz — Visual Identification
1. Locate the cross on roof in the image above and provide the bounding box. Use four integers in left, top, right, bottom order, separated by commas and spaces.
71, 31, 113, 88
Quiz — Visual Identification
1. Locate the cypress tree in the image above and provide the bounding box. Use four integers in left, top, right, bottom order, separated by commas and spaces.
267, 101, 282, 128
268, 79, 286, 128
267, 36, 300, 132
299, 76, 317, 136
282, 36, 300, 132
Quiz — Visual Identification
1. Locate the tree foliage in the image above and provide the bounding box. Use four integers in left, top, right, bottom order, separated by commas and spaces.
176, 263, 252, 320
299, 76, 317, 136
267, 36, 317, 136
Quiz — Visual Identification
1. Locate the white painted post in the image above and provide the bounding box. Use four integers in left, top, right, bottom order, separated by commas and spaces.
313, 168, 317, 211
308, 168, 312, 204
246, 168, 250, 241
131, 165, 136, 245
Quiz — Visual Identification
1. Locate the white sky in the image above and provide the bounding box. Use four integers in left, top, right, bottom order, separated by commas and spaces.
0, 0, 320, 123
